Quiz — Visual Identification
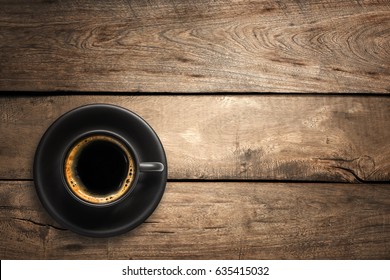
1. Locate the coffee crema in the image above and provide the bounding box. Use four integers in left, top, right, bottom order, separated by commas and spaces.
64, 134, 136, 205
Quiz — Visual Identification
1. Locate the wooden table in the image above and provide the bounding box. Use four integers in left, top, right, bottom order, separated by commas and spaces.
0, 0, 389, 259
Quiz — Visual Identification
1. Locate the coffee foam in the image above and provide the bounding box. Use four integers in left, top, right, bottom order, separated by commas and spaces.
64, 134, 136, 204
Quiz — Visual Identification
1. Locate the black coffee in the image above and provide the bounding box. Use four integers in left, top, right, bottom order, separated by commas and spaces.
76, 140, 128, 195
64, 134, 136, 205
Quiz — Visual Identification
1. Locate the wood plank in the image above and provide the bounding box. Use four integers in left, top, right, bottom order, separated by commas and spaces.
0, 181, 389, 259
1, 95, 390, 182
0, 0, 389, 92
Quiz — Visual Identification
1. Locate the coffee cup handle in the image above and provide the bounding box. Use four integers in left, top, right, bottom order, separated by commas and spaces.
139, 162, 165, 172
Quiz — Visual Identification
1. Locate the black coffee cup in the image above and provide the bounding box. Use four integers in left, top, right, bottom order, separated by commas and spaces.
63, 131, 164, 207
34, 104, 167, 237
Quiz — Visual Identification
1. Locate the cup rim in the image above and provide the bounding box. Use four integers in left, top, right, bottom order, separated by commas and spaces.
60, 130, 141, 208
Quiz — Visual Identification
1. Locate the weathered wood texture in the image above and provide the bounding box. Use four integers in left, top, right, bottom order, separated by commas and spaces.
1, 95, 389, 182
0, 0, 389, 92
0, 181, 389, 259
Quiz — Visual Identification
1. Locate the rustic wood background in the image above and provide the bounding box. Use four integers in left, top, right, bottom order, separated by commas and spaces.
0, 0, 389, 259
1, 0, 389, 92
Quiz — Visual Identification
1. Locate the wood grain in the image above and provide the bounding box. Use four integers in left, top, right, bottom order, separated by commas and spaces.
0, 0, 389, 92
0, 181, 389, 259
1, 95, 389, 182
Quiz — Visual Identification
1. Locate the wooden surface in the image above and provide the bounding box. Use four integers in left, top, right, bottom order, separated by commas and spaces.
1, 95, 390, 182
0, 0, 389, 92
0, 95, 389, 259
1, 0, 390, 260
1, 181, 389, 259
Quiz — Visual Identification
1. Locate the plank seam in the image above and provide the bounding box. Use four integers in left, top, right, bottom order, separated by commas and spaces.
0, 92, 389, 97
1, 179, 389, 184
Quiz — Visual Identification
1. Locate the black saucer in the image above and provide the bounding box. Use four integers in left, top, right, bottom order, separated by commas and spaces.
33, 104, 167, 237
